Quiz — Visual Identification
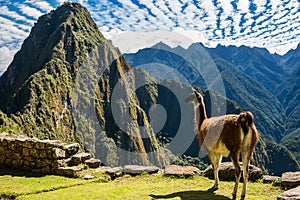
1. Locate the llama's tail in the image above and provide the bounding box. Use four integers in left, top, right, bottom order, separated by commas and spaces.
238, 111, 259, 153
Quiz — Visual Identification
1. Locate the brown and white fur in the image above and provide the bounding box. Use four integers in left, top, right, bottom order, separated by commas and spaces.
186, 91, 259, 198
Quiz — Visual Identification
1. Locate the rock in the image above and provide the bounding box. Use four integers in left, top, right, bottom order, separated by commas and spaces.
203, 162, 263, 182
83, 174, 95, 180
263, 175, 281, 184
164, 165, 201, 177
69, 152, 91, 166
107, 167, 123, 179
281, 172, 300, 190
84, 158, 101, 168
123, 165, 159, 175
56, 166, 83, 178
278, 185, 300, 200
95, 166, 112, 173
64, 143, 80, 156
52, 148, 66, 159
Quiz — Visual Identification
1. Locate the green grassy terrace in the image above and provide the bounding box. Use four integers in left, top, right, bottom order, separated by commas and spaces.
0, 169, 283, 200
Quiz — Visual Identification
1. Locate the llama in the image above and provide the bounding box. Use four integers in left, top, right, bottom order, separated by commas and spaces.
185, 90, 259, 198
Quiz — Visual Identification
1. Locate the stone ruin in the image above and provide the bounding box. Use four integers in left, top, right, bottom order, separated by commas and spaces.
0, 132, 98, 177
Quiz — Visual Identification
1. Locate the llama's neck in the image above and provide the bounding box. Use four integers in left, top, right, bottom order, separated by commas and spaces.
195, 102, 207, 127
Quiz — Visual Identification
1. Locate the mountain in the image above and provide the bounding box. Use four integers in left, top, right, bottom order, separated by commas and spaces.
124, 44, 286, 142
279, 65, 300, 162
0, 2, 171, 167
204, 44, 288, 93
124, 43, 300, 173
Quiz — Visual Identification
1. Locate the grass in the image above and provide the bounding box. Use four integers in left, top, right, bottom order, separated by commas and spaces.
0, 170, 283, 200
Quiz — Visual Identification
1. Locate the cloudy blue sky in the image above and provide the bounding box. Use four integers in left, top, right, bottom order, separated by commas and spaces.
0, 0, 299, 73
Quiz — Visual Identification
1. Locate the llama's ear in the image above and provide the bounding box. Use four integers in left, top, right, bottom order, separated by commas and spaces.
194, 91, 202, 98
185, 92, 196, 103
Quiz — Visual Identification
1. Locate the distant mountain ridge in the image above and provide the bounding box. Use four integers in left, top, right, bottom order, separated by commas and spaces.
124, 43, 291, 141
124, 42, 300, 167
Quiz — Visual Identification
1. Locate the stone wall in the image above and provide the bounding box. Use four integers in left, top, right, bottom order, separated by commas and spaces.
0, 133, 84, 175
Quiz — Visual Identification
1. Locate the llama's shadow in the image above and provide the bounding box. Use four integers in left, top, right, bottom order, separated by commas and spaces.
149, 189, 232, 200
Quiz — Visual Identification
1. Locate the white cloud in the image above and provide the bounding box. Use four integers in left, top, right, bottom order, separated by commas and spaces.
0, 6, 30, 23
0, 0, 299, 74
237, 0, 250, 13
17, 4, 44, 19
0, 47, 17, 72
25, 0, 54, 12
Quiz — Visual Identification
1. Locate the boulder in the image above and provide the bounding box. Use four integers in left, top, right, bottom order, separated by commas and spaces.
203, 162, 263, 182
107, 167, 123, 179
95, 166, 112, 173
84, 158, 101, 168
281, 172, 300, 190
263, 175, 281, 184
278, 185, 300, 200
69, 152, 91, 166
64, 143, 80, 156
83, 174, 95, 180
56, 166, 83, 178
164, 165, 201, 177
52, 148, 66, 159
123, 165, 159, 175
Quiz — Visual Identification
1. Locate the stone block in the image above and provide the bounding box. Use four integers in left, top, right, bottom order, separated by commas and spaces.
282, 171, 300, 190
35, 142, 45, 149
23, 140, 35, 148
0, 146, 5, 155
56, 166, 83, 178
204, 162, 263, 182
107, 166, 123, 178
164, 165, 201, 177
52, 148, 66, 159
83, 174, 95, 180
30, 148, 39, 158
69, 153, 91, 166
12, 159, 23, 168
84, 158, 101, 168
278, 185, 300, 200
41, 166, 51, 174
263, 175, 281, 184
4, 158, 12, 166
64, 143, 80, 156
123, 165, 160, 175
0, 155, 5, 165
36, 159, 52, 168
22, 148, 30, 157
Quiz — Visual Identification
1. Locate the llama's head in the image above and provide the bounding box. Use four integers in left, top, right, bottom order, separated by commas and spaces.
185, 91, 204, 106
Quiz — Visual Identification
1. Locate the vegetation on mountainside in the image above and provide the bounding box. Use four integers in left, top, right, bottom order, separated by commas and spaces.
265, 140, 299, 175
124, 44, 300, 174
0, 171, 283, 200
281, 129, 300, 164
0, 2, 170, 167
124, 47, 285, 142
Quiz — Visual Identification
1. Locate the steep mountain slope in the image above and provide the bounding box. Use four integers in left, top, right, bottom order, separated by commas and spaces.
0, 2, 167, 167
278, 66, 300, 132
124, 45, 285, 142
124, 44, 300, 174
279, 65, 300, 163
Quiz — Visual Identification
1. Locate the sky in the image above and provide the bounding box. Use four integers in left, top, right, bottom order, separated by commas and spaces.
0, 0, 299, 73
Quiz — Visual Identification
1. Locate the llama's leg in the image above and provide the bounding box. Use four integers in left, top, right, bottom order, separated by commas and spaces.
209, 152, 222, 190
231, 151, 241, 196
241, 151, 250, 198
